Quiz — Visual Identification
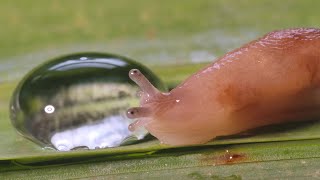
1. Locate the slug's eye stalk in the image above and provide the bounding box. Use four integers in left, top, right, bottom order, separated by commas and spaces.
129, 69, 159, 97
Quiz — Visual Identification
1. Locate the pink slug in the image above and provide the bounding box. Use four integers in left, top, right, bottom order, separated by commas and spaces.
126, 28, 320, 145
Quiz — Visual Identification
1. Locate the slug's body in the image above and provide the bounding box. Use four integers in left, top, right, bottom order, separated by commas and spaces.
127, 28, 320, 145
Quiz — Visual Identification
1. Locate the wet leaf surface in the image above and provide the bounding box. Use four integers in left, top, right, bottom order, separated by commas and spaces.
1, 64, 320, 179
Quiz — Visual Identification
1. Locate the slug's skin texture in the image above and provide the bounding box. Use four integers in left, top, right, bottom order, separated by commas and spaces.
126, 28, 320, 145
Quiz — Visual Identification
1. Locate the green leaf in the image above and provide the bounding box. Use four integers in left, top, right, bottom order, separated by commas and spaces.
1, 63, 320, 180
1, 140, 320, 179
2, 0, 320, 178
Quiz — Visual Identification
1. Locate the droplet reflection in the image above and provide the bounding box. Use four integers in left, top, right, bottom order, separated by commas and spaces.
10, 52, 166, 151
44, 105, 55, 114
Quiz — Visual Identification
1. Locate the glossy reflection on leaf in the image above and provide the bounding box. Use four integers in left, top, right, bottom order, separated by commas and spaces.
9, 52, 166, 151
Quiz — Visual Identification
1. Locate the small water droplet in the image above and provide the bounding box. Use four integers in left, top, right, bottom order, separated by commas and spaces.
9, 52, 167, 151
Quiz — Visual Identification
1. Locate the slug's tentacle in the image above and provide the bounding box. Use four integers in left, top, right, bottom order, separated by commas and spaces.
129, 69, 159, 97
128, 119, 150, 131
127, 69, 160, 132
126, 107, 151, 119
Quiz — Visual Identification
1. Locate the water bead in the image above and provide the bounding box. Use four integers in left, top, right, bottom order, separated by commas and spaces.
9, 52, 166, 151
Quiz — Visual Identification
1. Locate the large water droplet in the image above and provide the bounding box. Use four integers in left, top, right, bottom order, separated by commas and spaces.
10, 52, 166, 151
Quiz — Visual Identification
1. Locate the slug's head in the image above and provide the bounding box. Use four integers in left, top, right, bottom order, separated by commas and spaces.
126, 69, 184, 144
126, 69, 220, 145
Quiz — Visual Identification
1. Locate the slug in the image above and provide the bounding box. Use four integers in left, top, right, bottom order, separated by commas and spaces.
126, 28, 320, 145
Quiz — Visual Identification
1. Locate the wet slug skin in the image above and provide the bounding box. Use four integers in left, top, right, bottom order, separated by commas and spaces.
126, 28, 320, 145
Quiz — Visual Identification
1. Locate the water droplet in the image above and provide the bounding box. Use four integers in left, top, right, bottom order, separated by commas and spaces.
10, 52, 167, 151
